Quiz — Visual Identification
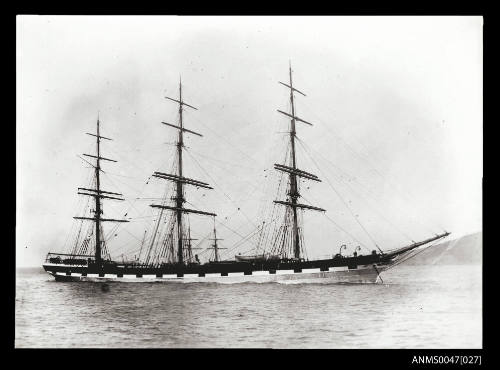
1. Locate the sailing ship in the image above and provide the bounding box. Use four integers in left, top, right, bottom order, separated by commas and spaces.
42, 65, 450, 283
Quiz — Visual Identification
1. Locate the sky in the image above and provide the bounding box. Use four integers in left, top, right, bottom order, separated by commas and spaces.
16, 16, 483, 267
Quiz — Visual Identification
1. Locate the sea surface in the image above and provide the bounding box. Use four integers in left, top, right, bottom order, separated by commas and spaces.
15, 265, 482, 348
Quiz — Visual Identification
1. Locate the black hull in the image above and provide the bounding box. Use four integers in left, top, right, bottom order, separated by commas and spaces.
44, 253, 393, 277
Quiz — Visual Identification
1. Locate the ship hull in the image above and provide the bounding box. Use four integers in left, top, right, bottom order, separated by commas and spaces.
44, 237, 448, 284
45, 263, 384, 284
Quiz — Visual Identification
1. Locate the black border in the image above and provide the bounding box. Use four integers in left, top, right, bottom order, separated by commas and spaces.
10, 8, 490, 368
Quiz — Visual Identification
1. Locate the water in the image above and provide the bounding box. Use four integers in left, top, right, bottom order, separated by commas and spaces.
15, 265, 482, 348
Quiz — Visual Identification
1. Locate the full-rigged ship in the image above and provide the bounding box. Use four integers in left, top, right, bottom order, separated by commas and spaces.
43, 66, 450, 283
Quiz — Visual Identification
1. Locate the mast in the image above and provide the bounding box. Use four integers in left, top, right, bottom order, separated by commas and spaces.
185, 226, 201, 263
75, 115, 128, 267
95, 116, 102, 264
151, 77, 216, 265
275, 63, 325, 259
208, 219, 226, 262
176, 78, 185, 264
288, 63, 300, 259
213, 227, 221, 262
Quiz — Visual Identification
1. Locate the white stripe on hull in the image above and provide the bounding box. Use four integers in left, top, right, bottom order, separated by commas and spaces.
48, 265, 383, 284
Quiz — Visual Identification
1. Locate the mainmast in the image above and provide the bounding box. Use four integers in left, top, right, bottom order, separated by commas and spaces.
176, 79, 185, 264
151, 77, 216, 264
274, 63, 326, 259
74, 115, 129, 266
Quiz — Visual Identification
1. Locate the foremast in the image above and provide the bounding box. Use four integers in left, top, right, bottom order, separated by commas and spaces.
274, 65, 448, 261
74, 115, 129, 266
274, 63, 326, 259
151, 78, 216, 265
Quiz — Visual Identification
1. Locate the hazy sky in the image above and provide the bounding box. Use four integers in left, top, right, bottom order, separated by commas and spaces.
17, 16, 482, 267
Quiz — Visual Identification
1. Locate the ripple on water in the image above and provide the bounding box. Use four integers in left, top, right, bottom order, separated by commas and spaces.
15, 265, 481, 348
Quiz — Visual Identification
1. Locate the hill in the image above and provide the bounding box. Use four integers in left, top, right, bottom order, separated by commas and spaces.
404, 231, 482, 265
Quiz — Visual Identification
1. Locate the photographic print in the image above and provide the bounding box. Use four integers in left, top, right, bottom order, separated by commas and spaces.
16, 15, 482, 349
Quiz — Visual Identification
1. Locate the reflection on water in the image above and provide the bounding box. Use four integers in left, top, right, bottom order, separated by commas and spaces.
15, 265, 481, 348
